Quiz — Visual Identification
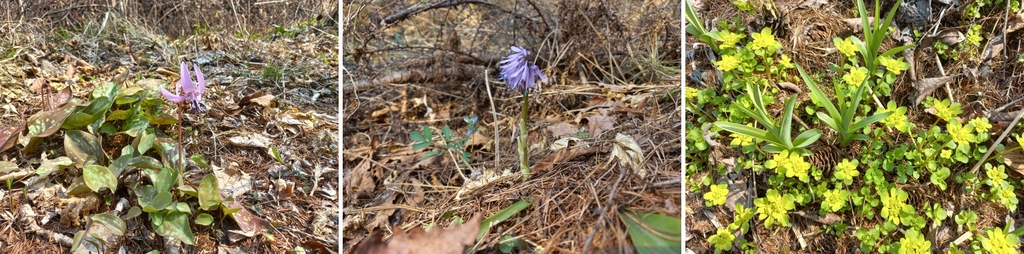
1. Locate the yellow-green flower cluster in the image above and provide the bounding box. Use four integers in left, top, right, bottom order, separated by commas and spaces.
947, 120, 976, 147
716, 54, 741, 72
843, 67, 869, 87
834, 159, 859, 184
708, 227, 736, 251
897, 229, 932, 254
834, 37, 858, 58
685, 87, 699, 100
767, 150, 811, 183
779, 54, 794, 69
879, 56, 909, 75
750, 28, 780, 52
881, 101, 911, 133
980, 228, 1019, 254
931, 98, 962, 122
821, 189, 848, 212
704, 183, 729, 206
971, 118, 992, 133
754, 189, 796, 227
717, 30, 746, 49
730, 132, 755, 147
987, 164, 1008, 187
940, 149, 953, 159
880, 187, 909, 225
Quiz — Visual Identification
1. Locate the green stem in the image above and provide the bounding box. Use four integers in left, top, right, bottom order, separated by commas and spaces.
519, 91, 530, 181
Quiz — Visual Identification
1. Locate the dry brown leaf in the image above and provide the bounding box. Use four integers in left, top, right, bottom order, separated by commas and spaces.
586, 115, 616, 138
546, 122, 580, 138
346, 159, 376, 202
533, 145, 603, 173
238, 90, 275, 108
354, 213, 483, 254
364, 192, 398, 232
0, 124, 23, 153
912, 75, 960, 105
405, 179, 425, 206
1001, 146, 1024, 177
777, 82, 801, 93
465, 132, 489, 148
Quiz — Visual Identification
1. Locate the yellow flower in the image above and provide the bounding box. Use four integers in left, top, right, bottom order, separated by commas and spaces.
931, 99, 962, 122
940, 149, 952, 159
843, 67, 868, 87
835, 159, 859, 183
971, 118, 992, 133
779, 54, 793, 68
685, 87, 699, 100
730, 132, 755, 147
704, 183, 729, 206
717, 30, 746, 49
879, 56, 909, 75
750, 28, 779, 52
715, 54, 741, 72
881, 101, 911, 133
835, 37, 858, 58
948, 120, 976, 146
987, 164, 1008, 187
768, 150, 811, 183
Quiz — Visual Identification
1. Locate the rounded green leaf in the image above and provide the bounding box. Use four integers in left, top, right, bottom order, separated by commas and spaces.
122, 206, 143, 220
195, 213, 214, 226
151, 191, 173, 211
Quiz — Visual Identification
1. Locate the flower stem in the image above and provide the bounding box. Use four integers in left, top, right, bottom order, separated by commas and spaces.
518, 91, 530, 181
176, 103, 185, 187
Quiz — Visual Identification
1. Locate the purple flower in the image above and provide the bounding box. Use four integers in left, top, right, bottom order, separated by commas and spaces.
160, 62, 207, 113
499, 46, 547, 92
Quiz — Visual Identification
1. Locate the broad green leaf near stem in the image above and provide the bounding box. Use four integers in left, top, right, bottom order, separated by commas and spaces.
619, 210, 682, 254
199, 173, 221, 211
715, 85, 820, 154
90, 213, 127, 236
83, 165, 117, 193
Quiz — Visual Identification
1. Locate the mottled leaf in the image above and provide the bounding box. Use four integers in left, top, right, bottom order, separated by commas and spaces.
83, 165, 117, 192
90, 213, 126, 235
0, 125, 23, 153
64, 130, 106, 168
35, 156, 73, 176
151, 210, 194, 245
199, 173, 221, 210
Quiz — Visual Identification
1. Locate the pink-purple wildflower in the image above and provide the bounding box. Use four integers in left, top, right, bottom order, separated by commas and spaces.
160, 62, 207, 113
499, 46, 547, 92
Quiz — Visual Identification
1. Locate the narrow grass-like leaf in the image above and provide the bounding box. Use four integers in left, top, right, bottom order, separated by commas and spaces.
852, 111, 893, 131
478, 197, 533, 240
714, 122, 777, 144
799, 65, 840, 118
779, 97, 796, 148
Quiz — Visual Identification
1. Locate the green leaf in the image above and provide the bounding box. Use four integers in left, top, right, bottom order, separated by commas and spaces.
851, 111, 893, 131
190, 154, 210, 169
90, 213, 127, 235
799, 64, 841, 120
478, 197, 533, 240
64, 130, 107, 168
63, 97, 111, 130
71, 229, 86, 252
195, 213, 214, 226
412, 142, 430, 150
121, 112, 150, 137
793, 130, 823, 148
151, 191, 173, 211
715, 122, 769, 141
409, 130, 425, 142
619, 210, 682, 254
83, 165, 117, 192
155, 167, 178, 193
35, 156, 73, 176
108, 146, 134, 177
123, 206, 143, 220
136, 130, 156, 155
151, 210, 195, 245
199, 174, 221, 211
779, 96, 797, 148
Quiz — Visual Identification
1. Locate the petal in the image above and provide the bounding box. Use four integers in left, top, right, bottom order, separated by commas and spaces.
179, 62, 195, 94
160, 88, 186, 103
192, 63, 206, 95
532, 65, 548, 83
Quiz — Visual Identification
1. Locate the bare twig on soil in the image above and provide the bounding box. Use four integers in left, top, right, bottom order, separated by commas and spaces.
970, 106, 1024, 175
378, 0, 532, 28
581, 163, 626, 253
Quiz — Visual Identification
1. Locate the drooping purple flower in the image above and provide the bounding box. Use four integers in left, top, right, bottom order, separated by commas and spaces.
160, 62, 207, 113
499, 46, 547, 92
